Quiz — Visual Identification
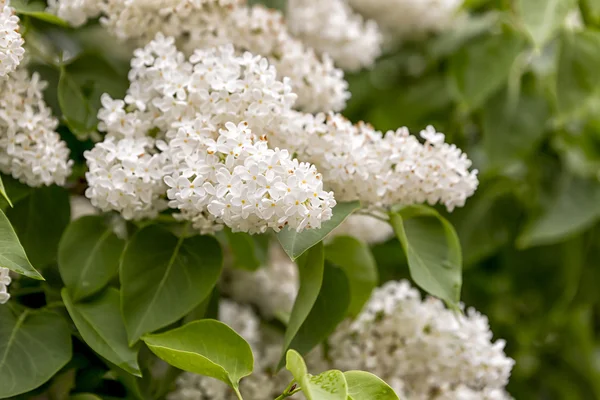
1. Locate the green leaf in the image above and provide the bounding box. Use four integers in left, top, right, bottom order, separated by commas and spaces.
70, 395, 103, 400
7, 185, 70, 269
344, 371, 399, 400
325, 236, 378, 316
390, 206, 462, 307
517, 0, 576, 48
278, 242, 323, 366
142, 319, 253, 395
556, 30, 600, 114
0, 176, 12, 208
0, 308, 72, 398
0, 208, 42, 280
121, 225, 223, 345
59, 216, 125, 301
518, 176, 600, 248
0, 175, 31, 211
277, 201, 361, 260
62, 288, 142, 377
10, 0, 69, 26
581, 0, 600, 26
482, 84, 550, 168
285, 350, 348, 400
449, 28, 524, 110
58, 69, 97, 138
225, 228, 261, 271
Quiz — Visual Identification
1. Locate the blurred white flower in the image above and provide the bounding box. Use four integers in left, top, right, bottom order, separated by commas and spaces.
330, 214, 394, 245
286, 0, 383, 71
0, 267, 11, 304
0, 68, 73, 187
329, 280, 515, 399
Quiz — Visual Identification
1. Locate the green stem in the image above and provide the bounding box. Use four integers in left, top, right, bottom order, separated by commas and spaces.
233, 386, 244, 400
274, 380, 298, 400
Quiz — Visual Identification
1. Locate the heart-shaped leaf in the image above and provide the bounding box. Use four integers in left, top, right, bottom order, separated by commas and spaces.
0, 308, 72, 398
277, 201, 360, 260
286, 350, 348, 400
143, 319, 253, 397
62, 288, 141, 376
121, 225, 223, 344
0, 209, 41, 280
344, 371, 399, 400
59, 216, 125, 301
390, 205, 462, 308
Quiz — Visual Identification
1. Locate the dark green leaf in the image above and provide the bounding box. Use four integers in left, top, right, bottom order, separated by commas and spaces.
7, 185, 70, 269
581, 0, 600, 26
517, 0, 577, 48
225, 228, 261, 271
390, 206, 462, 307
325, 236, 378, 316
59, 216, 125, 301
0, 308, 72, 398
121, 225, 223, 344
449, 28, 524, 110
557, 30, 600, 114
0, 209, 41, 280
0, 176, 12, 207
58, 69, 97, 138
62, 288, 141, 377
70, 395, 103, 400
518, 176, 600, 248
143, 319, 253, 396
345, 371, 399, 400
277, 201, 361, 260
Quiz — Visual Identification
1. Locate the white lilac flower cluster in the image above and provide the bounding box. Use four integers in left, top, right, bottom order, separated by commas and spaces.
348, 0, 464, 41
276, 112, 479, 211
328, 280, 515, 400
330, 214, 394, 245
286, 0, 382, 72
169, 300, 296, 400
222, 244, 298, 318
85, 35, 336, 233
0, 68, 73, 187
0, 3, 24, 77
47, 0, 349, 113
0, 267, 11, 304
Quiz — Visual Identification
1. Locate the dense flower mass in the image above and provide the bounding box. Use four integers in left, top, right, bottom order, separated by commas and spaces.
286, 0, 382, 71
276, 112, 479, 211
0, 68, 73, 187
0, 4, 24, 77
329, 280, 515, 399
348, 0, 464, 41
47, 0, 349, 112
0, 267, 10, 304
85, 36, 335, 232
331, 214, 394, 244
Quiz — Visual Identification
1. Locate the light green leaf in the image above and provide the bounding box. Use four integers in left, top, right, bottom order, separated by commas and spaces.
581, 0, 600, 26
7, 185, 70, 269
0, 308, 72, 398
344, 371, 399, 400
390, 205, 462, 308
62, 288, 141, 377
121, 225, 223, 345
10, 0, 69, 26
325, 236, 378, 316
286, 350, 348, 400
556, 30, 600, 114
278, 242, 323, 367
449, 29, 524, 110
59, 216, 125, 301
517, 0, 576, 48
225, 228, 262, 271
0, 176, 12, 208
277, 201, 361, 260
518, 176, 600, 248
143, 320, 253, 395
482, 85, 550, 168
0, 209, 41, 280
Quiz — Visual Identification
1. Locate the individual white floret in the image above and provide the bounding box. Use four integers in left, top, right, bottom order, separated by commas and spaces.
287, 0, 382, 71
0, 68, 73, 187
0, 267, 11, 304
